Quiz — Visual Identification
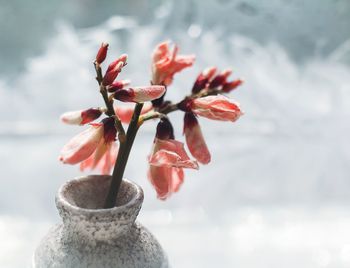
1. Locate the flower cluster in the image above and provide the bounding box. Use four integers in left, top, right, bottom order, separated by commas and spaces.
59, 41, 243, 203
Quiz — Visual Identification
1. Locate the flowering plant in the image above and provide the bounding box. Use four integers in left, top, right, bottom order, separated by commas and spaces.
59, 41, 243, 208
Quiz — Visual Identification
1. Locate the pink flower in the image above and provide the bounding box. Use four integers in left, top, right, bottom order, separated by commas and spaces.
151, 41, 195, 86
102, 54, 128, 86
60, 108, 103, 125
113, 86, 166, 103
115, 102, 153, 124
95, 42, 109, 64
80, 141, 118, 175
192, 67, 217, 94
148, 166, 184, 200
106, 79, 131, 93
190, 95, 243, 122
148, 138, 198, 200
149, 138, 199, 169
147, 118, 198, 200
59, 124, 104, 165
59, 117, 117, 173
183, 113, 211, 164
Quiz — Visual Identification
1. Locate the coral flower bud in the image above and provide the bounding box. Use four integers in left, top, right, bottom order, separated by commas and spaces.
184, 113, 211, 164
222, 79, 243, 93
106, 79, 131, 93
113, 86, 166, 103
60, 108, 103, 125
192, 67, 217, 94
191, 95, 243, 122
102, 54, 128, 86
209, 69, 232, 88
95, 42, 109, 64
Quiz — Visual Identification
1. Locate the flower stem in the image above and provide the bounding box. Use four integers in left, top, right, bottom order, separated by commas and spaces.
94, 63, 126, 140
103, 103, 144, 208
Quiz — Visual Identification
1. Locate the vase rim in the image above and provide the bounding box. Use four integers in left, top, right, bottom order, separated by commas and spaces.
56, 175, 143, 216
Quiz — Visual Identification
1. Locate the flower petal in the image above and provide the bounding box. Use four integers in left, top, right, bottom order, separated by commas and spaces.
149, 150, 199, 169
184, 113, 211, 164
149, 138, 199, 169
80, 142, 118, 175
151, 41, 195, 86
59, 125, 103, 164
148, 165, 184, 200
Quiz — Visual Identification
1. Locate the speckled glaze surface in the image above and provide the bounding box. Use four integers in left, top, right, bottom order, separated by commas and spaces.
33, 175, 168, 268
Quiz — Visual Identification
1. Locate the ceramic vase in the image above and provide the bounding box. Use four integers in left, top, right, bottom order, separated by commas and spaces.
33, 175, 168, 268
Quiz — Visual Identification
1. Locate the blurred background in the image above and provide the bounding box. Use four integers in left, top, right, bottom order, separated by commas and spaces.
1, 0, 350, 267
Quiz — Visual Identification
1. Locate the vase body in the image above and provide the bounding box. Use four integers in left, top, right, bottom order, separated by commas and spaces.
33, 175, 168, 268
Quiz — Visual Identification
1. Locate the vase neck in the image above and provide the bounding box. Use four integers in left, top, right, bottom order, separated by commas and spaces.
56, 176, 143, 242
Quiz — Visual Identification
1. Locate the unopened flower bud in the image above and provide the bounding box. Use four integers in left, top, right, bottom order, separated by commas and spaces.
209, 69, 232, 88
106, 79, 131, 93
222, 79, 243, 93
95, 42, 109, 64
192, 67, 217, 94
60, 108, 103, 125
156, 118, 174, 140
113, 86, 165, 103
191, 95, 243, 122
102, 54, 128, 86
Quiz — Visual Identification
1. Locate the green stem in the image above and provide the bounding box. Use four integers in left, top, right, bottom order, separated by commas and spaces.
103, 103, 144, 208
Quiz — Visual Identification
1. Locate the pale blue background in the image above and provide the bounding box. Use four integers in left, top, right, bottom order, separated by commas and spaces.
0, 0, 350, 267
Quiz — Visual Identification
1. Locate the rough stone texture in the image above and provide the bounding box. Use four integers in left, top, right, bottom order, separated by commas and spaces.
33, 175, 168, 268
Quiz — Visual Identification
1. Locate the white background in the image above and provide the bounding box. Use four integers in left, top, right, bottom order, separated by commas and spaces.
0, 0, 350, 267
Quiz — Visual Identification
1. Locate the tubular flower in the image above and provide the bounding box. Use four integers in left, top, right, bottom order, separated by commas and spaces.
59, 117, 117, 171
80, 141, 118, 175
148, 164, 184, 200
190, 95, 243, 122
60, 108, 103, 125
95, 42, 109, 64
106, 79, 131, 93
79, 118, 117, 174
183, 112, 211, 164
115, 102, 153, 124
148, 139, 198, 200
102, 54, 128, 86
113, 86, 166, 103
147, 119, 198, 200
59, 124, 104, 165
192, 67, 217, 94
151, 41, 195, 86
